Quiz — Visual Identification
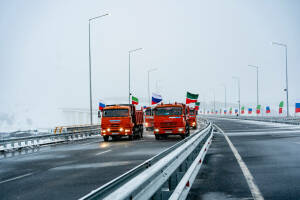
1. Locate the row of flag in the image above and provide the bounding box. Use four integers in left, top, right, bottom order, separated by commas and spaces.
201, 101, 300, 115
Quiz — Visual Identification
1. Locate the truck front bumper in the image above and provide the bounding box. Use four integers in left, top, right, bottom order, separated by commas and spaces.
154, 127, 185, 135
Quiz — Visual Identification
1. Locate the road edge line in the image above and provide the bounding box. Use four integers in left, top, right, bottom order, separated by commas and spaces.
214, 124, 264, 200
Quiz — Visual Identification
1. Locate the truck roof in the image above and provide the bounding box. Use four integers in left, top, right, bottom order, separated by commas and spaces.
155, 103, 185, 108
103, 105, 130, 110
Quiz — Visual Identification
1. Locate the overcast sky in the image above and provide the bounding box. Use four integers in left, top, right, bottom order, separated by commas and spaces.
1, 0, 300, 129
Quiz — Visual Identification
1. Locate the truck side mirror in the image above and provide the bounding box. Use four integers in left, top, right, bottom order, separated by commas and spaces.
98, 110, 101, 118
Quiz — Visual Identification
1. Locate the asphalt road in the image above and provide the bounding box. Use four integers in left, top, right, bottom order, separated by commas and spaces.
0, 124, 204, 200
189, 117, 300, 200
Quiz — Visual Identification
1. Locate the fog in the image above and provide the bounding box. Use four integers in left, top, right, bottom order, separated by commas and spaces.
1, 0, 300, 131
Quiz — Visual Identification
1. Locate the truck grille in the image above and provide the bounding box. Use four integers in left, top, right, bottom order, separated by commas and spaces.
160, 122, 177, 127
111, 124, 120, 127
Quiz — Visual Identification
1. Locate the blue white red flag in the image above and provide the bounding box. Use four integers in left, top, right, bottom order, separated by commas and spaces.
152, 93, 162, 105
99, 102, 105, 110
295, 103, 300, 113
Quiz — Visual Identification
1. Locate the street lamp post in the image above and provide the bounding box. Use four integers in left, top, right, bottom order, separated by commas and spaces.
88, 13, 109, 125
272, 42, 289, 117
232, 76, 241, 115
128, 48, 143, 104
147, 68, 158, 105
248, 65, 259, 109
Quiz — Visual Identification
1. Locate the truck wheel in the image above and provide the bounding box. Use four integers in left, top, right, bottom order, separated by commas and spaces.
155, 134, 160, 140
103, 136, 109, 142
129, 135, 133, 141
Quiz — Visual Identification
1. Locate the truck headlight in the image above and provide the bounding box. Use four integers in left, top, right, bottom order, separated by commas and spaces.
120, 128, 124, 131
107, 128, 110, 132
154, 128, 159, 132
125, 129, 130, 133
178, 128, 184, 132
192, 122, 196, 126
102, 130, 106, 133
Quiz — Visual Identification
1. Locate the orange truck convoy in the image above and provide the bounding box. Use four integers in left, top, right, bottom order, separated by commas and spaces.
153, 103, 191, 140
99, 102, 198, 141
100, 104, 144, 141
188, 108, 197, 129
144, 107, 154, 131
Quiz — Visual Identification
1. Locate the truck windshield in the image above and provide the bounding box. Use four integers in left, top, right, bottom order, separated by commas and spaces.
145, 109, 152, 116
103, 109, 129, 117
189, 110, 195, 115
155, 107, 182, 116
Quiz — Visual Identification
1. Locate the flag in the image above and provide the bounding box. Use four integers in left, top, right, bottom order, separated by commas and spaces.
266, 106, 270, 113
152, 93, 162, 105
99, 102, 105, 111
195, 102, 200, 110
132, 96, 139, 105
279, 101, 284, 114
295, 103, 300, 113
224, 110, 227, 114
256, 105, 261, 114
241, 106, 245, 114
186, 91, 199, 104
235, 109, 238, 114
229, 107, 232, 115
248, 108, 252, 114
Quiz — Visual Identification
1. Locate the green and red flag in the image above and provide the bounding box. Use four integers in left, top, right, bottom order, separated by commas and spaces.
186, 92, 199, 104
256, 105, 261, 114
241, 106, 245, 114
229, 107, 232, 114
279, 101, 284, 114
132, 96, 139, 105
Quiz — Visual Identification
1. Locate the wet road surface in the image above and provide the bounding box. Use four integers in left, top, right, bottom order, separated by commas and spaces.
0, 125, 204, 200
189, 117, 300, 200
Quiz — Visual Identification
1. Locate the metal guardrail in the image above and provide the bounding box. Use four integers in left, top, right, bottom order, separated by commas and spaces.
204, 115, 300, 125
0, 125, 101, 152
80, 121, 213, 200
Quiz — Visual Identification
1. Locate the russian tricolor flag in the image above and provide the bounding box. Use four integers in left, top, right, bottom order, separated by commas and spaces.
152, 93, 162, 105
248, 108, 252, 114
266, 106, 271, 113
295, 103, 300, 113
99, 102, 105, 111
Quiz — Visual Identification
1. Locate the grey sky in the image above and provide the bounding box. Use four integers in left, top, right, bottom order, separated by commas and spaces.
1, 0, 300, 129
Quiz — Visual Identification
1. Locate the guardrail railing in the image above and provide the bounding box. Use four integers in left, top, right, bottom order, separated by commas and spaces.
80, 121, 213, 200
203, 115, 300, 125
0, 125, 101, 152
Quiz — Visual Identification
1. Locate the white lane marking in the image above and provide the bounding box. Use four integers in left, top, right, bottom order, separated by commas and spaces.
95, 150, 111, 156
0, 173, 33, 184
215, 125, 264, 200
292, 142, 300, 145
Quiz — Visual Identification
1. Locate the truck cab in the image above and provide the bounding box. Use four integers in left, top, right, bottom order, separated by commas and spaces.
101, 104, 144, 141
144, 107, 154, 131
153, 103, 190, 140
188, 108, 197, 129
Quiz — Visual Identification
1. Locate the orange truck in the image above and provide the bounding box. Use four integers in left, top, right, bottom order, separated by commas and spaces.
100, 104, 144, 141
188, 108, 197, 129
153, 103, 190, 140
144, 107, 154, 131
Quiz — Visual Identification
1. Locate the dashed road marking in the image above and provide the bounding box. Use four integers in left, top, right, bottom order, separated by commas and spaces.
214, 125, 264, 200
95, 150, 111, 156
0, 173, 33, 184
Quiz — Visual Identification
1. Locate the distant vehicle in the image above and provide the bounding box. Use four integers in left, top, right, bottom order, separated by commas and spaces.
188, 108, 197, 129
144, 107, 154, 131
100, 104, 144, 141
153, 103, 190, 140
